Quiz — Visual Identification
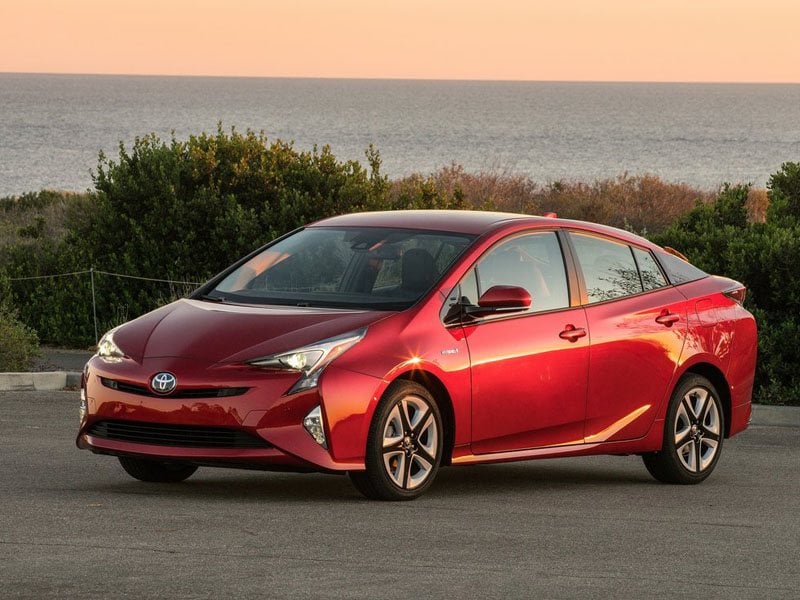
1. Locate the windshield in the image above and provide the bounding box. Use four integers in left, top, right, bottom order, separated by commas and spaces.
209, 226, 475, 310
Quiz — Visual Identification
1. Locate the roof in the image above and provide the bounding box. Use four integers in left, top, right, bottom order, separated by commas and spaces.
309, 210, 662, 250
310, 210, 544, 235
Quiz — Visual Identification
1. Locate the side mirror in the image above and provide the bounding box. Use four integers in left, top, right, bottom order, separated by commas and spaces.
465, 285, 531, 318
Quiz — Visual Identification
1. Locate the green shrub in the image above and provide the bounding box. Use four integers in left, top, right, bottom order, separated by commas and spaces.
747, 307, 800, 406
5, 129, 466, 346
0, 274, 40, 371
4, 129, 799, 405
766, 161, 800, 224
0, 309, 40, 371
85, 131, 387, 279
651, 184, 750, 276
655, 168, 800, 405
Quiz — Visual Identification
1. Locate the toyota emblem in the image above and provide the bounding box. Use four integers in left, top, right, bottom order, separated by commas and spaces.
151, 372, 177, 395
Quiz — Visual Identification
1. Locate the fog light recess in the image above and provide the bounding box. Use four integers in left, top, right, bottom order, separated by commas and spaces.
79, 387, 88, 422
303, 405, 327, 449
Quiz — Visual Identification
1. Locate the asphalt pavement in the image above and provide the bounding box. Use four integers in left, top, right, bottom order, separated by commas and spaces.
1, 391, 798, 599
32, 347, 93, 372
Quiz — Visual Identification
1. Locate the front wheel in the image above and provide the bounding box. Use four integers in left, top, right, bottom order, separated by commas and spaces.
349, 381, 443, 501
118, 456, 198, 483
643, 374, 725, 484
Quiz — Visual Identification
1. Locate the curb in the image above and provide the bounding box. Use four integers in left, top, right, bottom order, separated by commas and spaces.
0, 374, 799, 427
0, 371, 81, 391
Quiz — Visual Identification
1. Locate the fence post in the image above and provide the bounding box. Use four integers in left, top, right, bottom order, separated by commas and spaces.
90, 267, 99, 345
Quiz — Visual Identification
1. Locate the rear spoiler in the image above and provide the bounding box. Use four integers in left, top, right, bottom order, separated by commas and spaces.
662, 246, 689, 262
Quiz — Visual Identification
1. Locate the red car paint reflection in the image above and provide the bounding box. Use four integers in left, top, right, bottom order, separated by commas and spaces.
77, 211, 756, 500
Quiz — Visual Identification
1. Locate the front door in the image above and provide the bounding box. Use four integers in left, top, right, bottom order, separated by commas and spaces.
452, 231, 590, 453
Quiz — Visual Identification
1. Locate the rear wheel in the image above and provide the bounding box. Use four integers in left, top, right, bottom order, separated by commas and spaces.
118, 456, 198, 483
643, 374, 724, 484
349, 381, 443, 501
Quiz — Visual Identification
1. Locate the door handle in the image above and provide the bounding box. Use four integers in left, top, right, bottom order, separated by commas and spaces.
559, 324, 587, 342
655, 310, 680, 327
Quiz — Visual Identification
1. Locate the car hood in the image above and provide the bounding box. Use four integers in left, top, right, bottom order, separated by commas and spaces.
113, 299, 392, 364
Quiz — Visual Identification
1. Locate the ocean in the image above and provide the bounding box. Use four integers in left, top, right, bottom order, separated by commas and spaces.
1, 73, 799, 196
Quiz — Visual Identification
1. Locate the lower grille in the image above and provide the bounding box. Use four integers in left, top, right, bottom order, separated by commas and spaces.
87, 420, 270, 449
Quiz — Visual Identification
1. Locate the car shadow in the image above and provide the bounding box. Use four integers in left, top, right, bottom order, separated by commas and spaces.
429, 460, 654, 497
81, 457, 654, 503
87, 471, 359, 503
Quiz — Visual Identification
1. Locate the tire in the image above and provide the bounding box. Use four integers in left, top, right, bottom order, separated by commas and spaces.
118, 456, 198, 483
643, 374, 725, 484
349, 381, 443, 501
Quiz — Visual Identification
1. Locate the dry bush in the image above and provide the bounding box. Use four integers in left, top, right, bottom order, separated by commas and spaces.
391, 166, 713, 234
390, 164, 540, 213
535, 174, 714, 234
0, 190, 95, 251
746, 188, 769, 223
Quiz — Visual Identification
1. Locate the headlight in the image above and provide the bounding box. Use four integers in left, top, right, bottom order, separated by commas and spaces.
248, 328, 367, 394
97, 329, 125, 363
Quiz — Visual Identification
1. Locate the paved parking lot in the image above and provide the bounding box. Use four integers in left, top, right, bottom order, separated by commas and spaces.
2, 391, 798, 599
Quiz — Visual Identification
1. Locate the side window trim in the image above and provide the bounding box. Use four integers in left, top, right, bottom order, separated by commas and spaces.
631, 246, 670, 292
629, 245, 646, 292
556, 229, 584, 308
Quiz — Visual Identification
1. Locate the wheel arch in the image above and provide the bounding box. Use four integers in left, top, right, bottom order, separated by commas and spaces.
395, 369, 456, 466
680, 362, 733, 438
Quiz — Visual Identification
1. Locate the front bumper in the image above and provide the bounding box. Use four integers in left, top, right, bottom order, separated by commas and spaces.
77, 356, 382, 472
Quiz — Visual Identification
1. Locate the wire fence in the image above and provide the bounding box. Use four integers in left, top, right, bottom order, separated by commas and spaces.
8, 268, 204, 344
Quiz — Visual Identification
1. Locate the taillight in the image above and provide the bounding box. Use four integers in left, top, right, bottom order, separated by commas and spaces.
724, 287, 747, 305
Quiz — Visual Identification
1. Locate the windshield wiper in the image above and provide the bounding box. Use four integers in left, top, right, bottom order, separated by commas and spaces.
197, 294, 225, 303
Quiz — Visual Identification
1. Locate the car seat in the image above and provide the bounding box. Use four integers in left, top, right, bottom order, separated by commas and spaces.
401, 248, 438, 294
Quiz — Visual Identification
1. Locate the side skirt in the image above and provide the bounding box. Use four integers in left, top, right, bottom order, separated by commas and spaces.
451, 420, 664, 466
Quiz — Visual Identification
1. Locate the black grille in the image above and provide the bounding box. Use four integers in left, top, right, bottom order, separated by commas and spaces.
87, 420, 270, 448
100, 377, 248, 399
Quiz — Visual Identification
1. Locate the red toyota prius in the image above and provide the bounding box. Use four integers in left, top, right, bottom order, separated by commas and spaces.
77, 210, 757, 500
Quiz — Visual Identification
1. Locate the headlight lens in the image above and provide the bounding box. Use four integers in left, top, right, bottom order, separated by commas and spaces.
248, 328, 367, 393
97, 329, 125, 363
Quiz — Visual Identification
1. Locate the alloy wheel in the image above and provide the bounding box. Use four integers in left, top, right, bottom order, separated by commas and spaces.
381, 395, 439, 490
642, 374, 725, 485
674, 386, 721, 473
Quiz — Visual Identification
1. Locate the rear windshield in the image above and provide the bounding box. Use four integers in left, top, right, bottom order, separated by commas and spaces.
209, 226, 475, 310
655, 251, 708, 285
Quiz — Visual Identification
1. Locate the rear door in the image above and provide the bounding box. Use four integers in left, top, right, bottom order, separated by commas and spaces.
567, 232, 688, 443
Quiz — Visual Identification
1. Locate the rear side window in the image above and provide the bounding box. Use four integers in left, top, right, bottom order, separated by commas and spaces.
656, 251, 708, 284
570, 233, 642, 303
632, 247, 668, 291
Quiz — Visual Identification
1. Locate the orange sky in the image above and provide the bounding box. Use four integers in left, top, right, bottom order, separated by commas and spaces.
1, 0, 799, 82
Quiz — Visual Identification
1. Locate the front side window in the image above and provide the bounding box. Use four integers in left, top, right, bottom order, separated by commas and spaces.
210, 227, 474, 310
570, 233, 643, 303
456, 231, 570, 314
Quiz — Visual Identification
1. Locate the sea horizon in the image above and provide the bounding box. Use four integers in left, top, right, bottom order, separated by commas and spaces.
2, 73, 799, 195
4, 71, 800, 85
